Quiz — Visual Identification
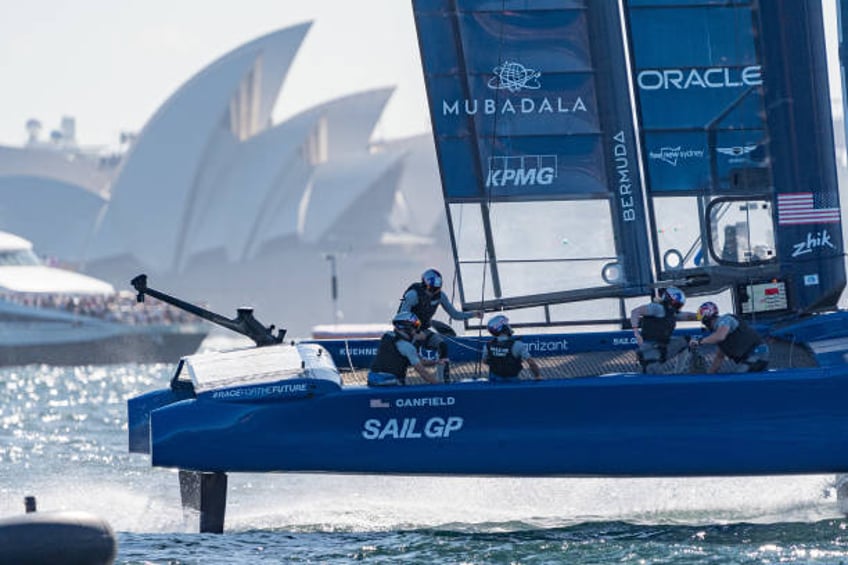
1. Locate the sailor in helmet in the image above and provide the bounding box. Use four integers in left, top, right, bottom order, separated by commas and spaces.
690, 301, 769, 373
482, 314, 542, 382
630, 286, 698, 373
397, 268, 483, 382
367, 312, 444, 386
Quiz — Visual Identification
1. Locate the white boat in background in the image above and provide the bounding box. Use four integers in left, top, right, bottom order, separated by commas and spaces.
0, 231, 207, 366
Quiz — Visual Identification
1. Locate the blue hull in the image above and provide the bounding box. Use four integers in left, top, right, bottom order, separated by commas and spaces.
135, 367, 848, 476
128, 312, 848, 477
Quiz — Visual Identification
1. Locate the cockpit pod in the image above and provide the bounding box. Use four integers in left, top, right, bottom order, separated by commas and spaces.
186, 342, 341, 403
128, 342, 341, 454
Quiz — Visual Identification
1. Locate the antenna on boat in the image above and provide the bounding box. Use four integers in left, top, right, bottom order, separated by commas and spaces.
130, 274, 285, 346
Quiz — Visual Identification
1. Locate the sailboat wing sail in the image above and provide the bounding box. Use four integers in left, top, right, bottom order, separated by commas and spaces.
412, 1, 653, 317
624, 0, 845, 315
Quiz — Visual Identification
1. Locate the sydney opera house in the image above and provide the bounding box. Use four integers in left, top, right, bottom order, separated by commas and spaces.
0, 24, 453, 338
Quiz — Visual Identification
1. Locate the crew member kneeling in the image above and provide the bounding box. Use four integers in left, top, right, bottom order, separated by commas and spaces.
630, 286, 698, 373
482, 315, 542, 382
690, 301, 769, 373
368, 312, 443, 386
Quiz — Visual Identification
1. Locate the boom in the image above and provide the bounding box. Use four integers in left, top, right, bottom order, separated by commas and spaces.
130, 274, 285, 346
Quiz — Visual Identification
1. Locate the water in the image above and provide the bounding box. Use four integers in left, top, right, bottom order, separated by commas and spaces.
3, 350, 848, 564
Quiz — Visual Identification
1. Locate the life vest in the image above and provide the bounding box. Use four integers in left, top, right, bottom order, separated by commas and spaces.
717, 315, 763, 362
370, 332, 411, 383
486, 337, 523, 378
399, 282, 439, 329
639, 302, 677, 345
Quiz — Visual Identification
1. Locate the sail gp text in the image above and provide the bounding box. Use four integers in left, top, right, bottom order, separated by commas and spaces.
361, 417, 464, 440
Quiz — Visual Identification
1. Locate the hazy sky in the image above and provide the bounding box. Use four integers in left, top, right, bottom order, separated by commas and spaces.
0, 0, 429, 149
0, 0, 842, 150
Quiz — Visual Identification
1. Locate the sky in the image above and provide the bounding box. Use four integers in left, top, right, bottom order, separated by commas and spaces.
0, 0, 430, 149
0, 0, 843, 150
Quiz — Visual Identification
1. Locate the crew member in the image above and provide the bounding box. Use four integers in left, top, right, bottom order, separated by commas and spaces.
368, 312, 443, 386
690, 301, 769, 373
482, 314, 542, 382
398, 268, 483, 382
630, 286, 697, 373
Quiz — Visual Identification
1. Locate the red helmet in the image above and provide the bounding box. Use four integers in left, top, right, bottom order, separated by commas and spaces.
697, 301, 719, 322
393, 311, 421, 333
662, 286, 686, 309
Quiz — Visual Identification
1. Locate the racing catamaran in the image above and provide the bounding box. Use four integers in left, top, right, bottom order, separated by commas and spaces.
127, 0, 848, 532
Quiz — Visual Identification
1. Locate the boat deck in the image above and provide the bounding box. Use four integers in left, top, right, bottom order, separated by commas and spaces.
337, 338, 818, 386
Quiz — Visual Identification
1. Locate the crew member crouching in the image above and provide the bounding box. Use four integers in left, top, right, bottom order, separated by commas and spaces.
690, 301, 769, 373
368, 312, 443, 386
482, 315, 542, 382
630, 286, 697, 374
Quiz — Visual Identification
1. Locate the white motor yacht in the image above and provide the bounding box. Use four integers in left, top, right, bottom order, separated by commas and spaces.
0, 231, 207, 366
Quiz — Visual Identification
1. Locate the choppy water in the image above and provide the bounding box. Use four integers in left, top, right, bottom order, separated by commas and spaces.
3, 342, 848, 564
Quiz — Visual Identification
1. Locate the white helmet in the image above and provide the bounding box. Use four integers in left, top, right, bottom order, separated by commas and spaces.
486, 314, 512, 336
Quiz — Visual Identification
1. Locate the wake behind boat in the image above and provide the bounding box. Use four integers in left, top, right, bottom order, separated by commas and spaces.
0, 231, 207, 366
126, 0, 848, 533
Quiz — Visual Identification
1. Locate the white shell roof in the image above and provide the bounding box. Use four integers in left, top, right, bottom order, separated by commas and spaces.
181, 110, 322, 264
298, 149, 406, 244
0, 177, 106, 263
0, 146, 112, 196
382, 134, 444, 237
89, 24, 312, 270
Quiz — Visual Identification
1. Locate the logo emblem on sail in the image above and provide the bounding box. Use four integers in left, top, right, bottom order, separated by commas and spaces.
649, 146, 705, 167
441, 61, 588, 117
487, 61, 542, 93
486, 155, 557, 188
717, 145, 757, 163
791, 229, 835, 257
637, 65, 763, 90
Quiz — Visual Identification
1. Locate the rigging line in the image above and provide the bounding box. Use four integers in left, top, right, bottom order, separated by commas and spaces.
343, 339, 356, 374
470, 0, 509, 379
441, 334, 485, 353
445, 0, 493, 333
477, 0, 509, 310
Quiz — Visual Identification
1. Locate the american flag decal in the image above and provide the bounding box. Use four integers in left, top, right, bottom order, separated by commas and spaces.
777, 192, 841, 225
370, 398, 390, 408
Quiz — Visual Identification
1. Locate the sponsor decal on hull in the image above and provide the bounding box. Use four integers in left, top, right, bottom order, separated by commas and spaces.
362, 417, 464, 440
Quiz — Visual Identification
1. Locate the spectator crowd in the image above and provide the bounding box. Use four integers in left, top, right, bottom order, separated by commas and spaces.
0, 291, 199, 326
